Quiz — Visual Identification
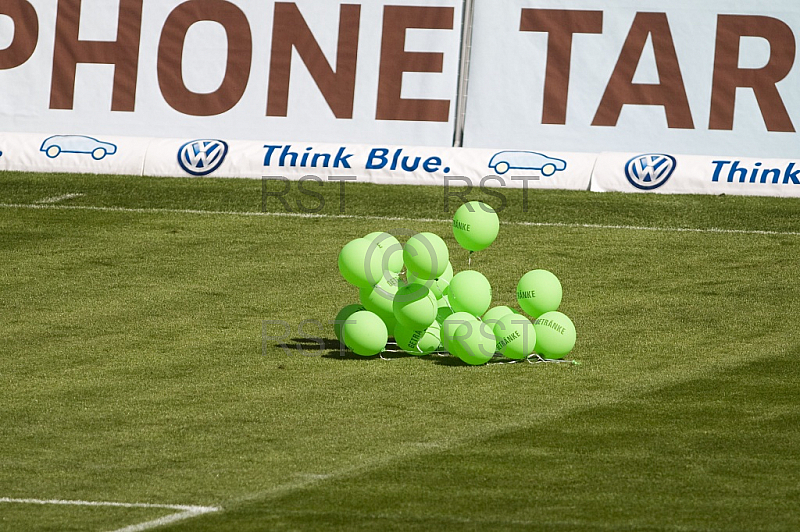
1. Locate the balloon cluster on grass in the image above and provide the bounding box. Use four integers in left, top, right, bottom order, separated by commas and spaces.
335, 201, 577, 365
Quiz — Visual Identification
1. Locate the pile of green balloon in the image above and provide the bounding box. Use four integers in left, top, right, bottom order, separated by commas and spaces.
334, 201, 578, 364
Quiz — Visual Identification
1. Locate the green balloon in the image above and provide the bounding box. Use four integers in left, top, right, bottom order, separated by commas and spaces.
482, 305, 515, 328
533, 311, 576, 359
403, 232, 449, 280
517, 269, 562, 318
382, 313, 397, 339
359, 274, 399, 317
392, 283, 436, 330
448, 270, 492, 316
435, 297, 454, 326
450, 319, 495, 365
407, 261, 453, 299
342, 310, 388, 356
394, 321, 441, 356
359, 274, 400, 337
440, 311, 477, 353
333, 304, 365, 342
452, 201, 499, 252
364, 231, 403, 273
369, 303, 398, 338
338, 238, 383, 289
493, 313, 536, 360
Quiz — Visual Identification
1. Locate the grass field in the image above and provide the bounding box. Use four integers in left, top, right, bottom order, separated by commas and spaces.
1, 171, 799, 531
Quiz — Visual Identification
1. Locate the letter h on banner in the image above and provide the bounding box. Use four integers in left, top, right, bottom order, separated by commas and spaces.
50, 0, 143, 111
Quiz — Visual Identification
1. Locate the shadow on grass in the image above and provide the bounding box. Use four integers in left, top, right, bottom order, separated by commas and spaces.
277, 337, 503, 366
321, 346, 471, 365
427, 354, 472, 367
276, 337, 341, 352
321, 341, 420, 361
276, 337, 419, 360
321, 349, 418, 361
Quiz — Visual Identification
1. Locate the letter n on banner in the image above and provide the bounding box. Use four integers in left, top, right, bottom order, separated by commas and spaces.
266, 3, 361, 119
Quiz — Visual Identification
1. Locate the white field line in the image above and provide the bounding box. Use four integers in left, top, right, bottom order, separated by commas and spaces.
34, 193, 85, 204
1, 202, 799, 237
108, 508, 218, 532
0, 497, 220, 532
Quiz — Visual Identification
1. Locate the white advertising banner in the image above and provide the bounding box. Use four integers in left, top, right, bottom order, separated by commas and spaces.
0, 131, 150, 175
463, 0, 800, 159
143, 137, 595, 190
0, 0, 462, 146
0, 131, 594, 189
591, 151, 800, 197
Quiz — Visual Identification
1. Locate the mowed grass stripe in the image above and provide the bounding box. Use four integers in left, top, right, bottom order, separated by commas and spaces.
2, 170, 800, 234
1, 174, 798, 531
178, 211, 800, 530
2, 202, 799, 237
173, 344, 800, 531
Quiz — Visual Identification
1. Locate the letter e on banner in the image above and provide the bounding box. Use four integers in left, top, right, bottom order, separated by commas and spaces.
376, 6, 454, 122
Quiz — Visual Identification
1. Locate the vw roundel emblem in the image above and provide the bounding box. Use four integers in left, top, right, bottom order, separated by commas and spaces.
177, 139, 228, 176
624, 153, 677, 190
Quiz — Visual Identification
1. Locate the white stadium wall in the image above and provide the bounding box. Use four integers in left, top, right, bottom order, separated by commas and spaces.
0, 0, 798, 197
0, 0, 464, 146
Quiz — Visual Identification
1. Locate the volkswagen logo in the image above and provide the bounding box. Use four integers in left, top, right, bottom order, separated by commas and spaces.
178, 139, 228, 176
624, 153, 676, 190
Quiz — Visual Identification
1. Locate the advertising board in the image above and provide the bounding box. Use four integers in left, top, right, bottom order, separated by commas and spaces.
463, 0, 800, 159
0, 0, 463, 146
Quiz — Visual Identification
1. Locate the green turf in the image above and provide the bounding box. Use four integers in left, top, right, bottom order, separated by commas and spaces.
1, 171, 799, 531
0, 503, 177, 532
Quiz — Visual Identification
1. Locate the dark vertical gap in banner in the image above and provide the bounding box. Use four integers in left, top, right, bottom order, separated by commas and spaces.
452, 0, 476, 148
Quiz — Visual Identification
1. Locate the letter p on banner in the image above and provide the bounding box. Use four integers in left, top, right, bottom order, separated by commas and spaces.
0, 0, 39, 69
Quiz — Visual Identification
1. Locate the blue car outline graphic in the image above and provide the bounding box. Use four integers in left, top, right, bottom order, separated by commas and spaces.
40, 135, 118, 160
488, 150, 567, 176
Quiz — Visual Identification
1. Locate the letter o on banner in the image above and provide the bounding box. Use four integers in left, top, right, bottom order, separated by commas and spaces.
157, 0, 252, 116
0, 0, 38, 70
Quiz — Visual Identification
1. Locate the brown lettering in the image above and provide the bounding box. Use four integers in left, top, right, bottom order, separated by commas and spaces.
157, 0, 252, 116
0, 0, 38, 69
376, 6, 454, 122
709, 15, 795, 132
593, 12, 693, 128
267, 3, 360, 119
49, 0, 142, 111
519, 9, 603, 125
